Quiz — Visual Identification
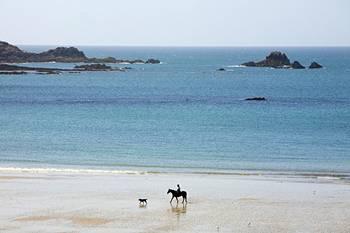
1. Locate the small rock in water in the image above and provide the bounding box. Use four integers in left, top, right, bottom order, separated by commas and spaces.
145, 58, 161, 64
309, 61, 323, 69
245, 97, 267, 101
291, 61, 305, 69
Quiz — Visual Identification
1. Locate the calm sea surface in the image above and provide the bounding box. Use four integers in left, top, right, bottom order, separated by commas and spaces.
0, 46, 349, 175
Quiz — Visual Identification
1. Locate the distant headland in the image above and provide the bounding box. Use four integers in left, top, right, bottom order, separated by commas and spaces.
0, 41, 161, 75
0, 41, 160, 64
241, 51, 323, 69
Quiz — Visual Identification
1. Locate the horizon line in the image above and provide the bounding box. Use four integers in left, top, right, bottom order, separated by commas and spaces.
15, 43, 350, 48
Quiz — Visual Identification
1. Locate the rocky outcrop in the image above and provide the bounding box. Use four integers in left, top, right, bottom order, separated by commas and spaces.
242, 61, 256, 67
74, 63, 113, 71
0, 41, 160, 64
0, 63, 127, 75
245, 97, 267, 101
145, 58, 161, 64
291, 61, 305, 69
242, 51, 291, 68
33, 47, 87, 62
309, 62, 322, 69
241, 51, 322, 70
0, 41, 27, 63
241, 51, 326, 70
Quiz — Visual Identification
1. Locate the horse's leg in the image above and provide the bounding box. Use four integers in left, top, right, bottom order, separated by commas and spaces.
176, 197, 178, 203
170, 195, 174, 203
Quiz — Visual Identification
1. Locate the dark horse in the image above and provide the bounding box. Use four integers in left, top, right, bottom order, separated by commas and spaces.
167, 189, 187, 204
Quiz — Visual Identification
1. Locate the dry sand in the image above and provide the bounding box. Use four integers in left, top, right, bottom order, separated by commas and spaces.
0, 171, 349, 233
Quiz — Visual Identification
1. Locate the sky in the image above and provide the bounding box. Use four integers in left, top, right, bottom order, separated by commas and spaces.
1, 0, 349, 46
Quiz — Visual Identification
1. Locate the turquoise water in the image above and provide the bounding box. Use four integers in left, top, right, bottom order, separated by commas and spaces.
0, 47, 349, 174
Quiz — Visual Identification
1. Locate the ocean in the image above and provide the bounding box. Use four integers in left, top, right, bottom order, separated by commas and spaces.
0, 46, 349, 176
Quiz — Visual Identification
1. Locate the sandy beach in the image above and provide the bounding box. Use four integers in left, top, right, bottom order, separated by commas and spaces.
0, 170, 349, 233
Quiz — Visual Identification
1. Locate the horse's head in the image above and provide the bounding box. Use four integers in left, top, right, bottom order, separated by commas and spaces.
167, 189, 171, 194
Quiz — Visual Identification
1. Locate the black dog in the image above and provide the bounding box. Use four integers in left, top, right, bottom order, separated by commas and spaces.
138, 199, 147, 205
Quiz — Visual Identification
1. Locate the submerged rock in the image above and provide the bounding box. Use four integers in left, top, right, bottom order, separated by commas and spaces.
245, 97, 267, 101
309, 62, 323, 69
0, 63, 123, 75
0, 71, 28, 75
217, 68, 226, 71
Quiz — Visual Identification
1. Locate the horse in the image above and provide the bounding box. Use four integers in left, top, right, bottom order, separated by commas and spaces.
167, 189, 187, 204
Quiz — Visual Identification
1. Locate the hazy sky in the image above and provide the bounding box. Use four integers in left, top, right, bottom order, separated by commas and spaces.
1, 0, 349, 46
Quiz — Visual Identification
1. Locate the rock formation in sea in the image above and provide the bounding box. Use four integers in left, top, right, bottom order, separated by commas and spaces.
242, 51, 291, 68
241, 51, 317, 70
0, 41, 160, 64
145, 58, 161, 64
309, 62, 323, 69
291, 61, 305, 69
74, 63, 113, 71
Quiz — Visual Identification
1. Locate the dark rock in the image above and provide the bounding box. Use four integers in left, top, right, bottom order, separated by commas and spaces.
309, 62, 323, 69
242, 51, 291, 68
74, 64, 113, 71
258, 51, 290, 67
0, 41, 26, 63
37, 71, 61, 75
245, 97, 267, 101
145, 58, 161, 64
217, 68, 226, 71
291, 61, 305, 69
242, 52, 325, 70
37, 47, 87, 62
0, 71, 28, 75
130, 59, 145, 64
242, 61, 257, 67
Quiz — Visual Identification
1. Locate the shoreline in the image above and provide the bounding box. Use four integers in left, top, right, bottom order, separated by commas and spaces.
0, 170, 349, 232
0, 165, 349, 185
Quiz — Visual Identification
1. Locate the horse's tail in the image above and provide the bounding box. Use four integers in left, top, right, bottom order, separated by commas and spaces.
183, 191, 187, 200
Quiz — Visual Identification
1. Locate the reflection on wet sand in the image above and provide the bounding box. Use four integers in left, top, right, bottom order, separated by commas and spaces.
170, 202, 187, 216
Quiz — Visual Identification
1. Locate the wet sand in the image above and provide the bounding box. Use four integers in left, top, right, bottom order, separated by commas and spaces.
0, 171, 349, 233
